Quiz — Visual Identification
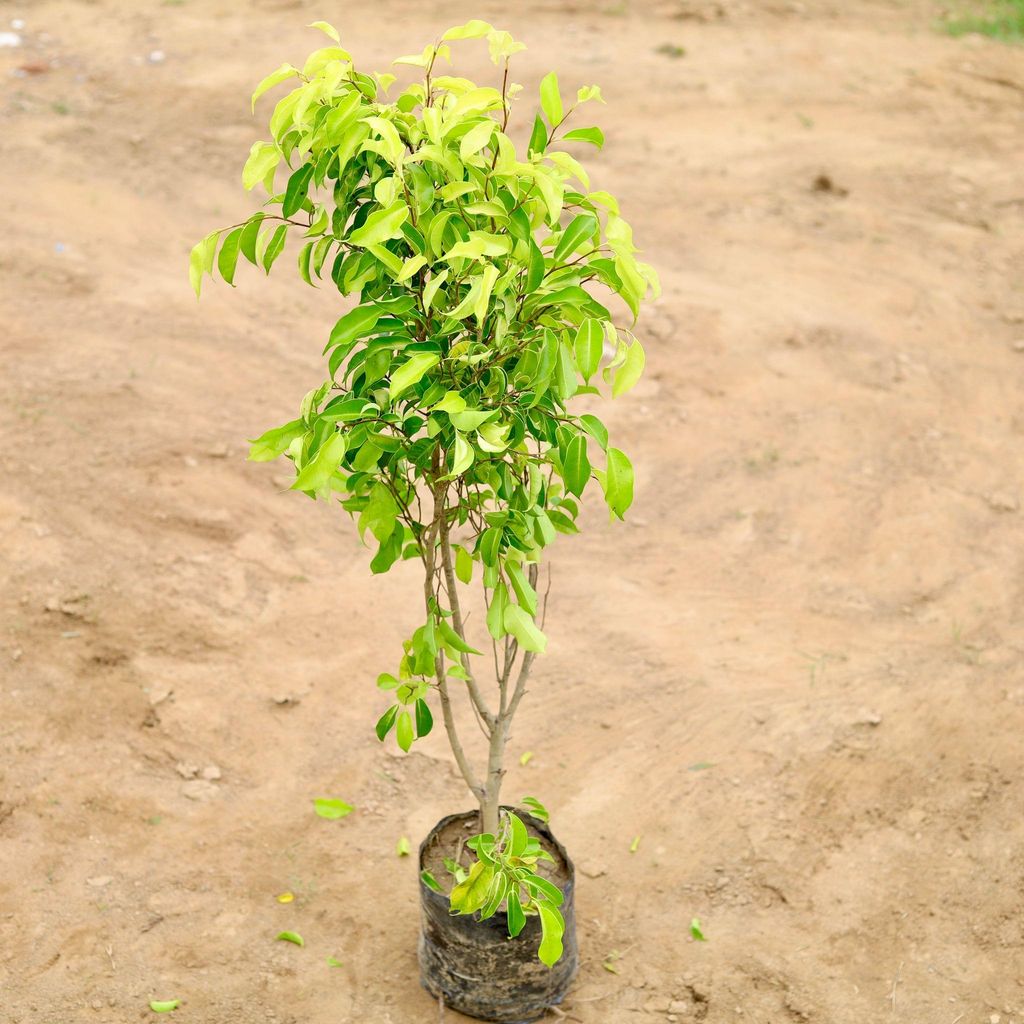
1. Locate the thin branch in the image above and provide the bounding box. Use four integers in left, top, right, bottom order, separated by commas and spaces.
425, 456, 482, 799
438, 509, 495, 729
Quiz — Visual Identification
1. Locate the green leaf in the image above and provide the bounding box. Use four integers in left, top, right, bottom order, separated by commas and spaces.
449, 409, 496, 431
579, 413, 608, 450
314, 798, 354, 820
242, 141, 280, 191
276, 930, 305, 947
563, 433, 591, 498
603, 447, 634, 519
239, 213, 266, 264
328, 304, 382, 351
149, 1000, 181, 1014
359, 483, 398, 543
629, 834, 641, 853
449, 432, 475, 476
282, 162, 315, 218
521, 796, 550, 823
349, 201, 409, 248
216, 227, 243, 286
442, 19, 494, 40
573, 319, 603, 382
397, 835, 411, 857
504, 604, 547, 653
526, 241, 545, 293
375, 704, 399, 741
252, 62, 299, 112
539, 71, 563, 126
396, 710, 414, 752
562, 126, 605, 148
415, 698, 433, 737
421, 869, 443, 892
537, 902, 564, 967
327, 955, 344, 967
438, 617, 482, 655
261, 223, 288, 273
459, 118, 495, 160
507, 887, 526, 937
528, 115, 547, 157
248, 419, 305, 462
455, 545, 473, 584
612, 339, 645, 398
520, 750, 534, 766
291, 431, 347, 492
553, 214, 597, 264
479, 527, 503, 567
691, 917, 707, 942
525, 876, 563, 911
486, 580, 509, 639
506, 562, 538, 616
308, 20, 340, 42
508, 812, 529, 857
449, 860, 495, 915
389, 352, 439, 402
188, 230, 219, 298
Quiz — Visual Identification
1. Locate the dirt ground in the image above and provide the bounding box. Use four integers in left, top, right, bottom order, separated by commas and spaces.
2, 0, 1024, 1021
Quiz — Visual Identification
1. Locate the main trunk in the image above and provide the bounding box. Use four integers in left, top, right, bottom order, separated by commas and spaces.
479, 718, 508, 835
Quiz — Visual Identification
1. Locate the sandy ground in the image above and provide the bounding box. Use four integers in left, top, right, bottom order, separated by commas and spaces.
2, 0, 1024, 1021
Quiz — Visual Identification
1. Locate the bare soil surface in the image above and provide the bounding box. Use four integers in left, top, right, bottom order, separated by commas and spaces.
2, 1, 1024, 1022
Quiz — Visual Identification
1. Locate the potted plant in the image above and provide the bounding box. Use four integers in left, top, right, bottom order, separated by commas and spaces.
190, 19, 657, 1023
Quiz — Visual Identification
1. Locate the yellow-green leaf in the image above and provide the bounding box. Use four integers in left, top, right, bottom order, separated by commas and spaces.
539, 71, 563, 126
389, 352, 439, 402
459, 119, 495, 160
443, 20, 494, 40
612, 340, 645, 398
503, 604, 546, 653
348, 201, 409, 248
242, 141, 281, 191
188, 230, 220, 298
292, 432, 347, 492
450, 433, 475, 476
308, 20, 340, 42
252, 63, 299, 113
314, 797, 354, 820
537, 903, 564, 967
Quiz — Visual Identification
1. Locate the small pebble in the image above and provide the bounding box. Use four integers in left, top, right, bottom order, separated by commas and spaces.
147, 49, 166, 64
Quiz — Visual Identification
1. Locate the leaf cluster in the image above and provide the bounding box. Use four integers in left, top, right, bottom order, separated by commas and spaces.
448, 809, 567, 967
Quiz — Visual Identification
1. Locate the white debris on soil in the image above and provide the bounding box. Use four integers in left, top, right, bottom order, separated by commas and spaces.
0, 31, 22, 47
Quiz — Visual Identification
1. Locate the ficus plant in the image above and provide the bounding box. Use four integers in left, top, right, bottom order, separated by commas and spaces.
191, 19, 657, 968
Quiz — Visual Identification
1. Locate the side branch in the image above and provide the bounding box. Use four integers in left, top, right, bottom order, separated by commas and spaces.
438, 507, 495, 729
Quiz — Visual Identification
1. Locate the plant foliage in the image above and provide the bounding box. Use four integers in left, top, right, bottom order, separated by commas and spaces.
191, 19, 657, 965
